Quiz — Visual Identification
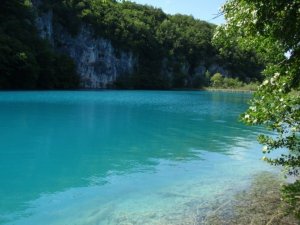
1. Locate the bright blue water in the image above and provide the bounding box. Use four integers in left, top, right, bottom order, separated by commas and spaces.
0, 91, 274, 224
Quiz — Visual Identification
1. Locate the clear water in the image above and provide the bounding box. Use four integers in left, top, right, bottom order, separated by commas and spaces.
0, 91, 274, 225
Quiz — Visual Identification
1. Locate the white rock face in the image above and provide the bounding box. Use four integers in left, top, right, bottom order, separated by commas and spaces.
35, 10, 53, 43
33, 1, 229, 88
34, 6, 136, 88
55, 26, 136, 88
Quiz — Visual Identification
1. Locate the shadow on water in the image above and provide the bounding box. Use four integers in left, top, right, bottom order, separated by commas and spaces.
0, 91, 268, 223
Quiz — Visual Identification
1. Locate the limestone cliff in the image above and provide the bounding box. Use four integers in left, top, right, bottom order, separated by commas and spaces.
32, 0, 232, 89
34, 5, 136, 88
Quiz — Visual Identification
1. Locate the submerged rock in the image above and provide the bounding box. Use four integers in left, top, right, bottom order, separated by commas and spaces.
202, 172, 299, 225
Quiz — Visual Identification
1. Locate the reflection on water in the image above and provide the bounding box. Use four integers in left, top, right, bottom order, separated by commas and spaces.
0, 91, 273, 224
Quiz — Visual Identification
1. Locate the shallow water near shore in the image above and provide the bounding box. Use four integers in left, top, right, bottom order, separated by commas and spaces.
0, 91, 276, 224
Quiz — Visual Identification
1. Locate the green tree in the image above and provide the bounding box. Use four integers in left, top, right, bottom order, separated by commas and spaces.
214, 0, 300, 217
223, 77, 243, 88
0, 0, 79, 89
45, 0, 263, 89
210, 73, 223, 87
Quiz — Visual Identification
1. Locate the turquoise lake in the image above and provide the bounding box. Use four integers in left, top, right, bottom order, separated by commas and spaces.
0, 91, 275, 224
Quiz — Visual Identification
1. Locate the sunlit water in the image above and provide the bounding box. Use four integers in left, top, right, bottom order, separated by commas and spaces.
0, 91, 275, 224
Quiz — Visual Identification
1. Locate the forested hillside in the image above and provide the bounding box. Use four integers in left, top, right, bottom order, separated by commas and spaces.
0, 0, 265, 89
0, 0, 79, 89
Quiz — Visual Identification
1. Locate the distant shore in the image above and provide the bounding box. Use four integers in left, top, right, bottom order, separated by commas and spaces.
0, 88, 257, 92
203, 87, 256, 93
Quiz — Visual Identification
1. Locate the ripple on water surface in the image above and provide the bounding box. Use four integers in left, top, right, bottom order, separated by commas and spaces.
0, 91, 274, 224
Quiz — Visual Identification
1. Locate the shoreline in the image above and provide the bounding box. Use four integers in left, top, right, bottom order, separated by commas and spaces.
0, 88, 256, 93
202, 172, 299, 225
203, 87, 256, 93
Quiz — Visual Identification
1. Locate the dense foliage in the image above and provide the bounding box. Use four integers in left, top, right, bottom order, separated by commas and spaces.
0, 0, 265, 89
40, 0, 264, 89
0, 0, 79, 89
214, 0, 300, 218
208, 72, 258, 90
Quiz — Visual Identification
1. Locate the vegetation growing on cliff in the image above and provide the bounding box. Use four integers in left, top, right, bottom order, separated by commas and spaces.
39, 0, 264, 89
0, 0, 264, 89
0, 0, 79, 89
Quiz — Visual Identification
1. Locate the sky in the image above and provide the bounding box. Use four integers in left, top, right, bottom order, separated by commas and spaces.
129, 0, 226, 25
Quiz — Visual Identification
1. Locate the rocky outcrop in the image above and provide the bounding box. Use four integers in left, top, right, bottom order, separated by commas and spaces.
33, 1, 228, 89
54, 26, 136, 88
35, 9, 53, 43
34, 5, 136, 88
